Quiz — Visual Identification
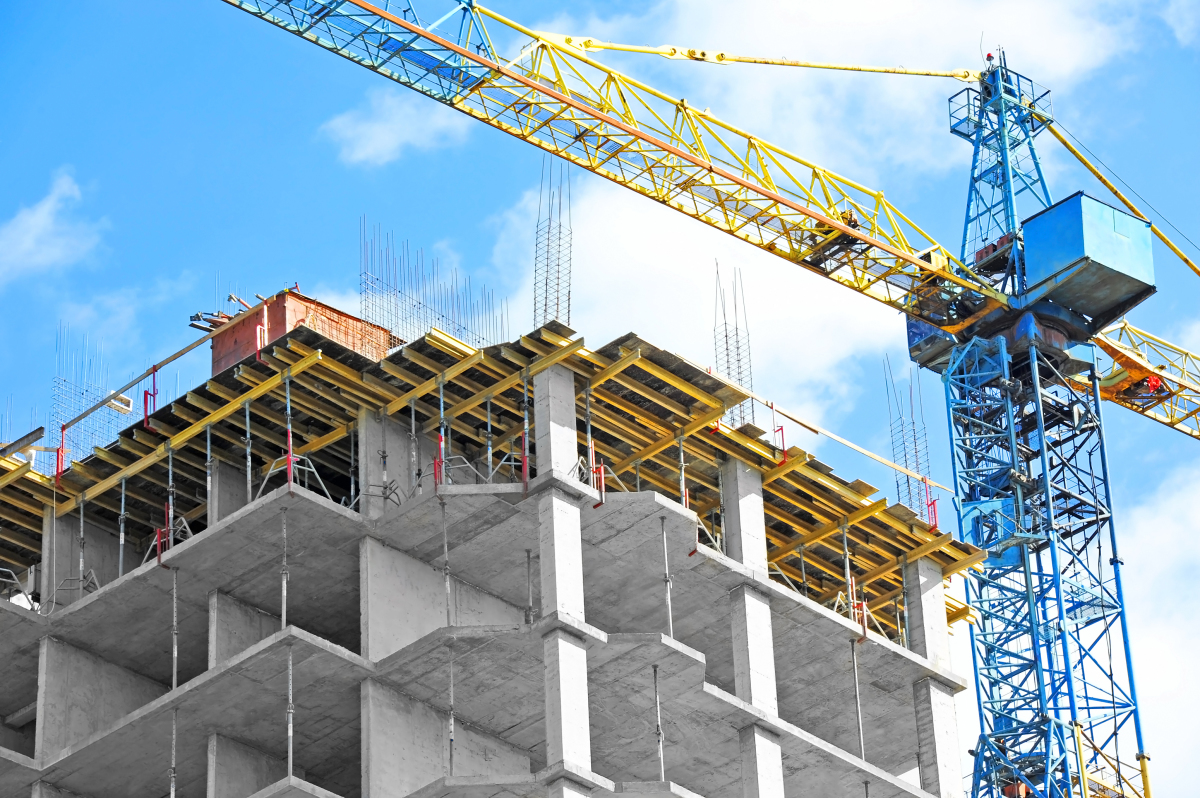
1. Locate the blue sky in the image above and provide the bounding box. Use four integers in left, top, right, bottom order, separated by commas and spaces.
3, 0, 1198, 791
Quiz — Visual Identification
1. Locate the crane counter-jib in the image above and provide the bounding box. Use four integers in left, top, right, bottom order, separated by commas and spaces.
219, 0, 1009, 334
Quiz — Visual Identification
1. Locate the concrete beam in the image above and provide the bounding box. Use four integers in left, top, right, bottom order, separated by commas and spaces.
35, 637, 166, 759
209, 591, 280, 669
359, 537, 523, 661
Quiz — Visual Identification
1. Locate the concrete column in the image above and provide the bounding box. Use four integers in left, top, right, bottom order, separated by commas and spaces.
208, 591, 280, 669
722, 459, 784, 798
41, 507, 119, 609
361, 679, 529, 798
720, 458, 767, 571
546, 778, 592, 798
357, 407, 418, 521
913, 678, 962, 798
206, 733, 299, 798
359, 537, 523, 661
739, 726, 785, 798
533, 364, 578, 476
538, 490, 585, 619
543, 629, 591, 770
904, 556, 960, 797
35, 637, 166, 759
731, 585, 777, 715
209, 459, 248, 525
904, 556, 950, 669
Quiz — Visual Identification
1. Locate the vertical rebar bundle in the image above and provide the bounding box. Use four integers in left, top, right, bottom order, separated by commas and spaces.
713, 264, 754, 428
359, 219, 508, 348
45, 324, 128, 474
532, 157, 572, 327
884, 357, 930, 520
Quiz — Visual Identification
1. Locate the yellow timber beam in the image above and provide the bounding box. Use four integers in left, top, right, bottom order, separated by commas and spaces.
56, 349, 323, 517
815, 530, 955, 603
611, 406, 726, 475
383, 350, 487, 416
0, 460, 33, 490
587, 348, 642, 391
768, 498, 889, 562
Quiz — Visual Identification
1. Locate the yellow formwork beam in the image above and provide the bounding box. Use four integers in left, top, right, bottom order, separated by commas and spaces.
56, 350, 323, 517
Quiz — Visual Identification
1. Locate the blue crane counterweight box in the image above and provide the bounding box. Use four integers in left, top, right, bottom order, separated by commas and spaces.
1021, 191, 1155, 329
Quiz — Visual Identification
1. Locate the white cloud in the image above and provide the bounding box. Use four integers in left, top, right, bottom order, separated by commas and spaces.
320, 88, 472, 166
1163, 0, 1199, 45
1119, 460, 1200, 792
0, 171, 104, 287
493, 174, 906, 433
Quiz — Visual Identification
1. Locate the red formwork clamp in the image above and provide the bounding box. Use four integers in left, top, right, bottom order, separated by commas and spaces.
143, 366, 158, 430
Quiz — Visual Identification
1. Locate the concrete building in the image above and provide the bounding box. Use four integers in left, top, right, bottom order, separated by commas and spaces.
0, 296, 982, 798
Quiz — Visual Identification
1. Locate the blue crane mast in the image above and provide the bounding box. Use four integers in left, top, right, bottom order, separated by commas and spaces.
909, 50, 1153, 798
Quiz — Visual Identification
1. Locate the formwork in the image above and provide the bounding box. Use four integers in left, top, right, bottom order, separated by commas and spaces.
0, 294, 981, 798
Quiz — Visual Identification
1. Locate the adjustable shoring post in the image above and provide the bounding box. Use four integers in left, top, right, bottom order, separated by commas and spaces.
677, 434, 686, 506
205, 425, 212, 522
281, 508, 289, 628
448, 638, 456, 776
169, 707, 177, 798
172, 567, 179, 689
409, 400, 418, 493
799, 543, 808, 596
287, 644, 294, 777
441, 499, 452, 627
349, 425, 356, 506
653, 663, 665, 782
525, 549, 533, 624
285, 374, 293, 488
118, 480, 126, 578
244, 402, 253, 504
78, 500, 85, 602
851, 639, 865, 758
900, 554, 910, 649
635, 460, 641, 492
585, 388, 594, 487
167, 445, 175, 544
521, 369, 530, 497
485, 398, 494, 483
661, 517, 674, 638
841, 522, 852, 621
438, 378, 447, 487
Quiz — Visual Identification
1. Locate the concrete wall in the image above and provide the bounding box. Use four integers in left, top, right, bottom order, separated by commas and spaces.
210, 460, 249, 525
357, 408, 428, 521
360, 537, 523, 661
207, 733, 301, 798
361, 679, 529, 798
41, 509, 120, 608
35, 637, 167, 758
208, 591, 280, 669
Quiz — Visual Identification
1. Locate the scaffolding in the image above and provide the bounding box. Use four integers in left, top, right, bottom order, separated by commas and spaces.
359, 220, 508, 349
713, 264, 754, 428
532, 156, 572, 327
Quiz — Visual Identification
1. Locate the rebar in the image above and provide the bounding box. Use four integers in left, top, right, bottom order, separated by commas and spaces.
713, 264, 754, 428
533, 156, 573, 327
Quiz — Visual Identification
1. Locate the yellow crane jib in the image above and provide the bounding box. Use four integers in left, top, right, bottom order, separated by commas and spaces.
539, 31, 981, 82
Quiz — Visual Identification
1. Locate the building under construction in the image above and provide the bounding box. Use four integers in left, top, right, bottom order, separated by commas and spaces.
0, 290, 984, 798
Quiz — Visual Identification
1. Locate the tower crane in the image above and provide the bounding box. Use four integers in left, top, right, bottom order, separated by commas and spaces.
214, 2, 1196, 796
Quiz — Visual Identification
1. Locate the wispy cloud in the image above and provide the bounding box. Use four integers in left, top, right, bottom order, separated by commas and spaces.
0, 171, 105, 288
319, 88, 472, 166
1163, 0, 1199, 46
